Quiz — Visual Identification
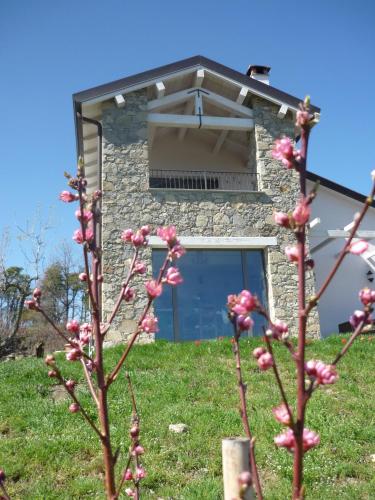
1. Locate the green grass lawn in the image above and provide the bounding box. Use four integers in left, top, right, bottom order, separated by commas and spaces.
1, 335, 375, 499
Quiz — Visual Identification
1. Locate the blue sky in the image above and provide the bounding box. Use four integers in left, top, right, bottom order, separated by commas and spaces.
1, 0, 374, 271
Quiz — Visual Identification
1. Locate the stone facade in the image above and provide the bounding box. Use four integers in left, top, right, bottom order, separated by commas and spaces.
100, 90, 320, 343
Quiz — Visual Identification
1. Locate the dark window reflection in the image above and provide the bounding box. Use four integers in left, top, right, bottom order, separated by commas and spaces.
152, 249, 268, 341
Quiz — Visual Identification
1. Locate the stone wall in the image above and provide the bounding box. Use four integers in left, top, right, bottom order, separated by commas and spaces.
100, 90, 320, 343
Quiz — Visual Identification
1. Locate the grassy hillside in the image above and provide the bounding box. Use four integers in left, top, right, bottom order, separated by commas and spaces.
1, 336, 375, 499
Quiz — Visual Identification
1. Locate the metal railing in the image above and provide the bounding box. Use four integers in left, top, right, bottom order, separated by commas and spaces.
149, 169, 258, 192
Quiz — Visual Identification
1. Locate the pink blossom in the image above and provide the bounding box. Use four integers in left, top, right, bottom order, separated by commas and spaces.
134, 260, 146, 274
33, 288, 42, 299
169, 243, 186, 260
45, 355, 55, 366
65, 379, 76, 391
125, 489, 135, 497
66, 348, 82, 361
164, 267, 183, 286
349, 240, 368, 255
305, 360, 338, 385
25, 299, 38, 310
349, 310, 368, 329
69, 403, 80, 413
274, 211, 290, 228
135, 466, 146, 480
75, 209, 93, 223
124, 287, 135, 302
59, 191, 78, 203
123, 469, 133, 481
133, 445, 145, 456
93, 189, 102, 200
157, 226, 177, 246
257, 352, 274, 371
72, 228, 94, 244
141, 315, 159, 334
140, 225, 150, 236
145, 279, 163, 298
274, 428, 320, 452
230, 290, 257, 315
272, 137, 298, 169
272, 319, 289, 339
285, 245, 299, 263
272, 404, 292, 425
48, 370, 57, 378
253, 347, 266, 359
78, 272, 87, 281
131, 231, 145, 247
66, 319, 80, 334
237, 315, 254, 331
80, 323, 92, 335
359, 288, 375, 306
130, 425, 139, 438
121, 229, 133, 242
296, 110, 311, 127
292, 198, 310, 226
238, 471, 252, 486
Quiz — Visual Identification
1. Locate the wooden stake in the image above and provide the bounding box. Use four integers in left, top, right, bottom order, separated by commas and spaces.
222, 438, 255, 500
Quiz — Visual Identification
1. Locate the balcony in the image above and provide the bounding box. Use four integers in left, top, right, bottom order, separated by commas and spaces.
149, 169, 258, 192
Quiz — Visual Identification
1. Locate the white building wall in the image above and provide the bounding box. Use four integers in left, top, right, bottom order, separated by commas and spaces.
307, 180, 375, 337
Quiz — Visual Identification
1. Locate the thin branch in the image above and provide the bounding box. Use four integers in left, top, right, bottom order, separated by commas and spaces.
332, 318, 367, 366
116, 454, 132, 498
80, 358, 99, 407
232, 326, 263, 500
264, 334, 295, 428
126, 373, 138, 416
306, 180, 375, 315
101, 249, 139, 337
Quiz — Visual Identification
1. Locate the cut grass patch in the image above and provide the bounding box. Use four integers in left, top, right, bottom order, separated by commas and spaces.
1, 336, 375, 498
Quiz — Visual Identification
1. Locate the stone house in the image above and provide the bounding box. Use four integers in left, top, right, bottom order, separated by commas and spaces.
72, 55, 322, 342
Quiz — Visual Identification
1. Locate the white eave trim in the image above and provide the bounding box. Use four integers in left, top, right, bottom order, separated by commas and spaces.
148, 236, 277, 249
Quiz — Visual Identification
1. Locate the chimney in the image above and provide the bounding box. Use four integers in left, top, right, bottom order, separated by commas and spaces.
246, 65, 271, 85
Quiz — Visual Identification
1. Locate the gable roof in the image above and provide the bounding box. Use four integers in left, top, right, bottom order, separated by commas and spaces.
72, 55, 320, 113
307, 171, 375, 207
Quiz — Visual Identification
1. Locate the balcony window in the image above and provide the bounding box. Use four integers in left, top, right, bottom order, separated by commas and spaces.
152, 249, 267, 341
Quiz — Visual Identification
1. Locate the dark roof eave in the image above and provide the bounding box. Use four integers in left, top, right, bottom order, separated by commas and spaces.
306, 171, 375, 207
72, 55, 320, 113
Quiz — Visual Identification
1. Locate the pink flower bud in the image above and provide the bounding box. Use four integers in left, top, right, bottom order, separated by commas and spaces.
133, 445, 145, 456
157, 225, 177, 246
285, 245, 299, 263
93, 189, 102, 200
257, 352, 273, 371
302, 428, 320, 451
164, 267, 183, 286
79, 272, 87, 281
275, 427, 319, 452
134, 261, 146, 274
305, 360, 338, 385
121, 229, 133, 242
141, 315, 159, 334
73, 228, 94, 244
238, 471, 252, 486
292, 198, 310, 226
359, 288, 375, 306
272, 137, 298, 169
140, 225, 150, 236
66, 319, 80, 334
131, 232, 144, 247
65, 379, 76, 391
69, 403, 80, 413
45, 355, 55, 366
231, 290, 256, 315
124, 287, 135, 302
252, 347, 266, 359
272, 403, 292, 425
130, 425, 139, 438
33, 288, 42, 299
349, 310, 368, 329
296, 110, 311, 127
75, 209, 93, 223
48, 370, 57, 378
272, 319, 289, 339
0, 469, 5, 483
135, 466, 146, 480
237, 315, 254, 331
274, 211, 290, 228
59, 191, 78, 203
125, 489, 135, 498
66, 348, 82, 361
169, 243, 185, 260
123, 469, 133, 481
80, 323, 92, 335
349, 240, 368, 255
25, 299, 38, 310
145, 279, 163, 298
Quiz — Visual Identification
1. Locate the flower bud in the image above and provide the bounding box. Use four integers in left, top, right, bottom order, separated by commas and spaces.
48, 370, 58, 378
130, 425, 140, 438
78, 272, 87, 281
0, 469, 5, 483
123, 468, 133, 481
33, 288, 42, 299
45, 354, 55, 366
69, 403, 80, 413
65, 379, 76, 391
238, 470, 252, 486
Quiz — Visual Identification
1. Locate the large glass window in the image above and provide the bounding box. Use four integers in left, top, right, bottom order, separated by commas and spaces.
152, 249, 268, 341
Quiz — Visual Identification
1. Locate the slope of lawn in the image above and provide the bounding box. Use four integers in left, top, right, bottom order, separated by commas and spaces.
1, 335, 375, 499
